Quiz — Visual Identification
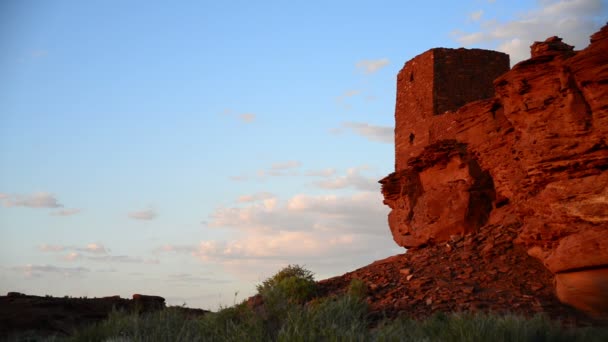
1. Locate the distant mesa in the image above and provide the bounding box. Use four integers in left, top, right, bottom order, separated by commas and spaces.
0, 292, 208, 338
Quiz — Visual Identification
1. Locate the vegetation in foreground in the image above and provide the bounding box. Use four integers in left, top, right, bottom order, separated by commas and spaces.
9, 265, 608, 342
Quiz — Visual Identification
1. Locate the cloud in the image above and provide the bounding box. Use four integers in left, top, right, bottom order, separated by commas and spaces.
12, 264, 90, 278
157, 244, 198, 253
50, 208, 81, 216
1, 192, 63, 208
336, 89, 361, 101
237, 192, 276, 203
229, 175, 249, 181
38, 242, 156, 263
87, 255, 159, 264
239, 113, 256, 123
166, 273, 229, 284
453, 0, 604, 64
339, 122, 393, 143
271, 161, 302, 170
305, 168, 336, 177
469, 10, 484, 22
314, 167, 379, 192
253, 161, 302, 178
39, 244, 66, 252
128, 208, 157, 220
39, 242, 108, 255
222, 109, 257, 123
82, 243, 107, 254
158, 190, 401, 280
355, 58, 390, 74
335, 90, 362, 110
208, 191, 388, 235
63, 252, 82, 261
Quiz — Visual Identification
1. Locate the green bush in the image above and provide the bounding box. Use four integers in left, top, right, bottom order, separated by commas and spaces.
254, 265, 318, 338
256, 264, 317, 305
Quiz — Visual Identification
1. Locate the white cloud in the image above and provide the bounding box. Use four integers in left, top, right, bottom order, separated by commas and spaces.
208, 191, 388, 235
157, 188, 403, 280
83, 243, 107, 254
336, 89, 361, 101
63, 252, 82, 261
271, 161, 302, 170
1, 192, 63, 208
355, 58, 390, 74
340, 122, 393, 143
253, 161, 302, 179
87, 255, 159, 264
50, 208, 81, 216
12, 264, 90, 278
314, 167, 379, 192
39, 242, 108, 255
128, 208, 157, 220
305, 168, 336, 177
469, 10, 484, 22
167, 273, 228, 284
39, 244, 66, 252
335, 90, 362, 110
157, 244, 198, 253
158, 190, 401, 279
38, 242, 156, 263
237, 192, 276, 203
222, 109, 257, 123
453, 0, 604, 64
239, 113, 256, 123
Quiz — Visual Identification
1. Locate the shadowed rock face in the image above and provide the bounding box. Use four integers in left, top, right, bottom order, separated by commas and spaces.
381, 24, 608, 318
381, 140, 495, 247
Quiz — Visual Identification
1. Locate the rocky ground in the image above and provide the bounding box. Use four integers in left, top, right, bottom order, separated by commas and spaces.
318, 223, 598, 326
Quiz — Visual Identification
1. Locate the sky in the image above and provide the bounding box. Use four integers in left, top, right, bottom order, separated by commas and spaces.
1, 0, 605, 310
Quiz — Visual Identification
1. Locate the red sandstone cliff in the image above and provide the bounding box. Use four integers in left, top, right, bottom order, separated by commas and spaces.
379, 24, 608, 318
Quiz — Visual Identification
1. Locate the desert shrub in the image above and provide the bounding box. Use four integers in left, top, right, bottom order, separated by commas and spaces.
278, 293, 369, 341
256, 264, 317, 305
347, 278, 368, 300
254, 264, 318, 338
197, 302, 265, 341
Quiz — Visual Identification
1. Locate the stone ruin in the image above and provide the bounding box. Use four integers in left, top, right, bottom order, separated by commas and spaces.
380, 25, 608, 318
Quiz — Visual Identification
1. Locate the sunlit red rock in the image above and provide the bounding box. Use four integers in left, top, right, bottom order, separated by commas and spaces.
380, 24, 608, 318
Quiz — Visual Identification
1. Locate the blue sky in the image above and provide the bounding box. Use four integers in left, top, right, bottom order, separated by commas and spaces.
1, 0, 605, 309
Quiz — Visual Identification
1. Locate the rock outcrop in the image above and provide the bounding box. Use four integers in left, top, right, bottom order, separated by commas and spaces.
0, 293, 207, 338
380, 24, 608, 318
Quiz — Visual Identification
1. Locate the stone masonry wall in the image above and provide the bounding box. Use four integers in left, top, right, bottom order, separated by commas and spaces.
433, 48, 510, 114
394, 48, 509, 171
